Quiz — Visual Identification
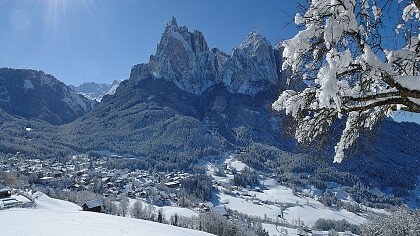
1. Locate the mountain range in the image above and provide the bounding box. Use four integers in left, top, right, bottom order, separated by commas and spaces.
0, 18, 419, 206
69, 80, 122, 102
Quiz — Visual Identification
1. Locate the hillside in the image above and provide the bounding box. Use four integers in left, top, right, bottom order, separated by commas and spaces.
0, 193, 213, 236
0, 68, 94, 125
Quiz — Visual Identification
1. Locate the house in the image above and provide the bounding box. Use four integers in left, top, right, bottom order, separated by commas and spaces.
0, 185, 12, 198
53, 171, 63, 178
82, 199, 103, 212
164, 181, 180, 188
211, 205, 229, 218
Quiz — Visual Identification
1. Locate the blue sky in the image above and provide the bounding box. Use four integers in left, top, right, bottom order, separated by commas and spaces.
1, 0, 418, 123
0, 0, 297, 86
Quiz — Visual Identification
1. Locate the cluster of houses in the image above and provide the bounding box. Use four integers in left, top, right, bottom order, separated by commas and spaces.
0, 154, 192, 206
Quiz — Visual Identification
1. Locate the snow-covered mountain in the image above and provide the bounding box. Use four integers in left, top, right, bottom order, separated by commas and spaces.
0, 68, 94, 125
222, 31, 280, 95
70, 80, 122, 102
0, 18, 418, 209
63, 18, 419, 204
130, 17, 284, 96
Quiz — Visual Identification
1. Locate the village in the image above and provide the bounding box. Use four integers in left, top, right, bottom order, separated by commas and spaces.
0, 154, 197, 209
0, 153, 365, 235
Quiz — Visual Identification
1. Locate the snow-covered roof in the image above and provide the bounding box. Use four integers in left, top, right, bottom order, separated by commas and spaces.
84, 199, 103, 209
210, 206, 228, 216
0, 184, 12, 192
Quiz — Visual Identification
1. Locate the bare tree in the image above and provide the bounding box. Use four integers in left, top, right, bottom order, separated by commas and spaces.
273, 0, 420, 162
130, 200, 143, 219
118, 197, 130, 217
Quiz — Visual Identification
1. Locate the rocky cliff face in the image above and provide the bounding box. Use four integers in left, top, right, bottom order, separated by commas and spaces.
0, 68, 94, 125
130, 18, 284, 96
130, 17, 229, 95
222, 31, 279, 95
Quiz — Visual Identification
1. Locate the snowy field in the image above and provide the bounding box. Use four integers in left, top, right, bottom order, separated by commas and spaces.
127, 198, 198, 220
0, 194, 213, 236
211, 155, 370, 232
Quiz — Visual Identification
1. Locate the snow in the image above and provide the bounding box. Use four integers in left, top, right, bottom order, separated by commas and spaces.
394, 75, 420, 91
23, 79, 34, 92
127, 199, 198, 221
274, 0, 420, 162
372, 5, 382, 20
262, 223, 298, 236
0, 193, 213, 236
294, 13, 304, 25
215, 180, 367, 227
224, 156, 248, 171
402, 3, 420, 21
159, 206, 198, 220
105, 80, 122, 97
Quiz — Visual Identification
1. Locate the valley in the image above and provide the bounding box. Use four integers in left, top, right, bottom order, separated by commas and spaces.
0, 2, 419, 235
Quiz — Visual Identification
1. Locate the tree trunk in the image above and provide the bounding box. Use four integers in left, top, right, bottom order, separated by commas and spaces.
415, 0, 420, 10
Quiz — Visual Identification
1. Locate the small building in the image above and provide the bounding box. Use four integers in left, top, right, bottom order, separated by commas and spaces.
0, 185, 12, 198
164, 181, 180, 188
211, 205, 229, 218
39, 176, 54, 185
82, 199, 103, 213
53, 171, 63, 178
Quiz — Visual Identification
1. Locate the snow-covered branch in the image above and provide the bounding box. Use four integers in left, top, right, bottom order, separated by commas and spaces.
273, 0, 420, 162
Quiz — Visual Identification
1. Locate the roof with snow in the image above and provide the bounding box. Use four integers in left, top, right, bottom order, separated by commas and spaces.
84, 199, 103, 209
0, 184, 12, 192
210, 206, 228, 216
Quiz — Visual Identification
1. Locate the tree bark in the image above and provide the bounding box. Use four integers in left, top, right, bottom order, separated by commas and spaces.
415, 0, 420, 10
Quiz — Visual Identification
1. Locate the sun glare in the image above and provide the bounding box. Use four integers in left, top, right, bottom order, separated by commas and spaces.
40, 0, 94, 28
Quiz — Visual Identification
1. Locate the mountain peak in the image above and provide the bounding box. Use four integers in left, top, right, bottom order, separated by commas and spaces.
238, 31, 273, 56
220, 32, 279, 95
168, 16, 178, 27
130, 19, 284, 96
138, 18, 220, 94
164, 16, 180, 34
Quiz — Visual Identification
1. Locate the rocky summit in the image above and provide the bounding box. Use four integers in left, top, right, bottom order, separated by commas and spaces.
130, 17, 284, 96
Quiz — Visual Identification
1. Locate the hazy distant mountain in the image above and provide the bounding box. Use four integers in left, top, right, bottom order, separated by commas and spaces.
69, 80, 122, 102
0, 68, 94, 125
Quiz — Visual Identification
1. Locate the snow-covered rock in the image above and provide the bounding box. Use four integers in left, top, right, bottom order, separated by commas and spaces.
130, 18, 284, 96
131, 17, 228, 95
70, 80, 123, 102
222, 31, 279, 95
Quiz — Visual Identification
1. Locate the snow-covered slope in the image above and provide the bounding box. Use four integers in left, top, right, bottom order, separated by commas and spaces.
70, 80, 122, 102
0, 193, 213, 236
